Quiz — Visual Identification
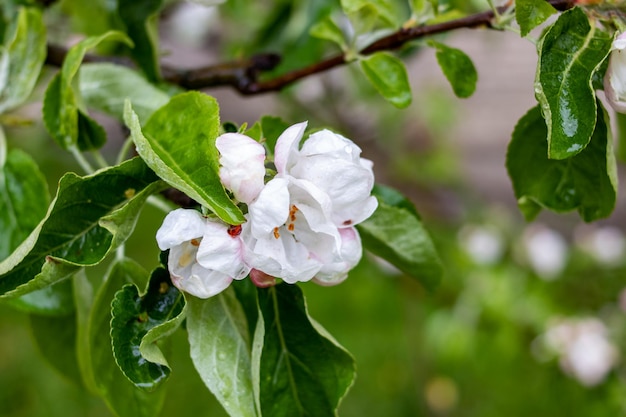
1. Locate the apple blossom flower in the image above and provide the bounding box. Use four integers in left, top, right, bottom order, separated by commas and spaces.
216, 132, 266, 204
156, 208, 249, 298
604, 32, 626, 113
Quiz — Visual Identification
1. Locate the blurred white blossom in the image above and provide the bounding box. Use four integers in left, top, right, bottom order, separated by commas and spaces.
522, 225, 568, 280
458, 224, 504, 265
543, 317, 619, 387
575, 225, 625, 267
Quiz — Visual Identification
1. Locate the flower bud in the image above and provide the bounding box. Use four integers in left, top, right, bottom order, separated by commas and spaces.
604, 32, 626, 113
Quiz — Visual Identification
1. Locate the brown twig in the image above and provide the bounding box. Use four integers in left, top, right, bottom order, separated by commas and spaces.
44, 0, 576, 94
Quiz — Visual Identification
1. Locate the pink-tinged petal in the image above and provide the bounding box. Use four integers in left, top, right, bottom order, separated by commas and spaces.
167, 240, 232, 298
249, 269, 276, 288
196, 218, 249, 279
216, 133, 266, 203
274, 121, 307, 173
156, 209, 205, 250
313, 227, 362, 286
249, 177, 290, 237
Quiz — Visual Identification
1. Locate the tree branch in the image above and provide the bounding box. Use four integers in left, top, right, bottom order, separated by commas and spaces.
44, 0, 576, 94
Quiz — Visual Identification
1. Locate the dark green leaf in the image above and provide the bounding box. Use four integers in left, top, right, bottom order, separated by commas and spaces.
360, 52, 412, 108
254, 284, 355, 417
515, 0, 557, 37
117, 0, 164, 82
616, 112, 626, 163
246, 115, 291, 157
9, 279, 74, 315
187, 288, 258, 417
506, 105, 617, 221
535, 7, 612, 159
372, 184, 419, 218
0, 145, 49, 260
0, 157, 161, 298
428, 40, 477, 98
125, 92, 245, 224
79, 63, 170, 123
43, 31, 132, 151
357, 201, 443, 290
81, 259, 166, 417
110, 267, 185, 390
0, 7, 46, 114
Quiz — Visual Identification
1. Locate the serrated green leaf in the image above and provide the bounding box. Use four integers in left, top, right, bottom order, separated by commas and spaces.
515, 0, 557, 37
0, 7, 46, 114
125, 92, 245, 224
535, 7, 612, 160
0, 144, 49, 261
117, 0, 164, 82
43, 31, 133, 151
79, 63, 170, 123
187, 287, 258, 417
357, 200, 443, 289
0, 157, 160, 298
81, 259, 166, 417
310, 15, 346, 50
110, 267, 184, 390
428, 40, 477, 98
360, 52, 412, 108
506, 104, 617, 221
253, 284, 355, 417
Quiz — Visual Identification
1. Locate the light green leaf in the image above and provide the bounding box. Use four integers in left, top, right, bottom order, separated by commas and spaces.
0, 141, 49, 261
125, 92, 245, 224
310, 15, 347, 50
110, 267, 185, 390
79, 63, 170, 123
253, 284, 355, 417
43, 31, 133, 151
357, 197, 443, 290
506, 104, 617, 221
187, 288, 258, 417
360, 52, 412, 108
340, 0, 398, 30
80, 259, 165, 417
117, 0, 164, 82
0, 7, 46, 114
410, 0, 438, 21
534, 7, 612, 160
9, 279, 74, 315
0, 157, 161, 298
515, 0, 557, 37
428, 40, 477, 98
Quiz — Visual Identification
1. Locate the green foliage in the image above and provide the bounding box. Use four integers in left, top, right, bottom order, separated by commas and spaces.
506, 105, 617, 221
254, 284, 355, 417
0, 7, 46, 114
428, 40, 477, 98
43, 31, 133, 151
534, 7, 612, 160
515, 0, 557, 37
360, 52, 412, 108
309, 15, 347, 51
246, 115, 290, 157
125, 92, 245, 224
110, 266, 185, 390
187, 288, 258, 417
0, 157, 161, 298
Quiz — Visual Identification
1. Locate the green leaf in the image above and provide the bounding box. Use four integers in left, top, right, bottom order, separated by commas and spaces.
79, 63, 170, 123
515, 0, 557, 37
310, 15, 346, 50
117, 0, 163, 82
0, 157, 161, 298
506, 105, 617, 221
246, 115, 291, 158
372, 183, 419, 218
534, 7, 612, 160
9, 279, 74, 315
360, 52, 412, 108
125, 92, 245, 224
340, 0, 398, 31
0, 143, 49, 261
616, 112, 626, 163
43, 31, 133, 151
357, 200, 443, 290
187, 288, 258, 417
82, 259, 166, 417
253, 284, 355, 417
410, 0, 438, 22
110, 266, 185, 390
0, 7, 46, 114
428, 40, 477, 98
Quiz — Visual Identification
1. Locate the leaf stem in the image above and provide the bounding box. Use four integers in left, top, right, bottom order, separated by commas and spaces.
117, 137, 136, 165
91, 150, 109, 169
69, 146, 95, 174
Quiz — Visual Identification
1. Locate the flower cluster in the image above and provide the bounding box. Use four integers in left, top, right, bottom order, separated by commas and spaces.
156, 122, 377, 298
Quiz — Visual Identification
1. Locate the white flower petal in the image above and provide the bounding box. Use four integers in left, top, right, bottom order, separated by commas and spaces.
249, 177, 290, 237
274, 121, 307, 173
196, 218, 249, 279
156, 209, 205, 250
216, 133, 266, 203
